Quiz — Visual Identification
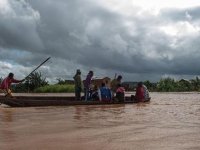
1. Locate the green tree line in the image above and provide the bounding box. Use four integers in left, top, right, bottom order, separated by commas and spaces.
13, 72, 49, 92
124, 77, 200, 92
144, 77, 200, 92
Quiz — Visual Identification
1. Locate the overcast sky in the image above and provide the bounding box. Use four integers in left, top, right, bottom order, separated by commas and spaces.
0, 0, 200, 83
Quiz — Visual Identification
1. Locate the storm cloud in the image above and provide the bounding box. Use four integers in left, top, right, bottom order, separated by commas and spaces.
0, 0, 200, 82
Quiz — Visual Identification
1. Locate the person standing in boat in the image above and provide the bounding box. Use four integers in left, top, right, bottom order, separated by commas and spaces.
111, 75, 122, 96
98, 82, 112, 102
0, 73, 25, 97
83, 71, 93, 101
73, 69, 83, 100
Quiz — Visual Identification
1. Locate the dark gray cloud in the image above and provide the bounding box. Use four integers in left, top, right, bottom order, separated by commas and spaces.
0, 0, 200, 82
0, 0, 43, 51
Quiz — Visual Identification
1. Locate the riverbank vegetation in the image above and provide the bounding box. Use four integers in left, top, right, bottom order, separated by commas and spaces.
13, 72, 48, 93
34, 84, 74, 93
156, 77, 200, 92
2, 72, 200, 93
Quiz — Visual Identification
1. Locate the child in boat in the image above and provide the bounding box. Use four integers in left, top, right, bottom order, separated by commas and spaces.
0, 73, 24, 97
91, 85, 99, 101
98, 82, 112, 102
111, 75, 122, 97
115, 84, 125, 102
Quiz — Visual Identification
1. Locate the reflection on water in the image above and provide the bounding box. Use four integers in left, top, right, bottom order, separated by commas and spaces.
0, 93, 200, 150
0, 109, 16, 145
1, 109, 13, 122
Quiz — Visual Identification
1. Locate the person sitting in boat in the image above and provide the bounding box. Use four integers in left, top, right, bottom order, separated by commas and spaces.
132, 82, 145, 102
83, 71, 93, 101
91, 85, 99, 101
131, 82, 150, 102
115, 84, 125, 102
98, 82, 112, 102
111, 75, 122, 97
143, 84, 150, 100
0, 73, 25, 97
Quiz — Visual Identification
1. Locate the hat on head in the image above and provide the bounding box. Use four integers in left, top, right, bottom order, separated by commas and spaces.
76, 69, 81, 73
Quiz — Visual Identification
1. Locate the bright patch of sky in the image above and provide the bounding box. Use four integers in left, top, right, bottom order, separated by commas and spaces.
160, 22, 200, 37
95, 0, 200, 25
0, 0, 10, 13
98, 0, 200, 12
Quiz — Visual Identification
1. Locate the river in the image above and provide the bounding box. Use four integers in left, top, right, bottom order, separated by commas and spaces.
0, 93, 200, 150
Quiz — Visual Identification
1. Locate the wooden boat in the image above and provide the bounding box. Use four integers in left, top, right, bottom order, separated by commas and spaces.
0, 96, 150, 107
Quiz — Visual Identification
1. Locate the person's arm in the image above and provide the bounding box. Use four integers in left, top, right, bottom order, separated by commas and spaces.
12, 78, 25, 83
98, 88, 102, 101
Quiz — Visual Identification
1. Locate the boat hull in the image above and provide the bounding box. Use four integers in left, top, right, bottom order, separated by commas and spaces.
0, 96, 150, 107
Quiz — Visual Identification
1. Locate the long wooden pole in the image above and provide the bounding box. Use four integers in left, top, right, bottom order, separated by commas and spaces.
24, 57, 51, 79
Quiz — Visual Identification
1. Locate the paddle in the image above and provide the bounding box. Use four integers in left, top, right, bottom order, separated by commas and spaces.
24, 57, 51, 80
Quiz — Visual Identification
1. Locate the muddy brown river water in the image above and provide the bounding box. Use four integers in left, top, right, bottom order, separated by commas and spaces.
0, 93, 200, 150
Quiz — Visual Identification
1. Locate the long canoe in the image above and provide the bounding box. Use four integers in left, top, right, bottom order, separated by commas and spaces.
0, 96, 150, 107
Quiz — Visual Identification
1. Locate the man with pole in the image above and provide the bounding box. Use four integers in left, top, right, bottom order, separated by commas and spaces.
0, 73, 25, 97
0, 57, 51, 97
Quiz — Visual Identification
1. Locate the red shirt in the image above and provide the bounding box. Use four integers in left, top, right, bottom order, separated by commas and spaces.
0, 77, 21, 89
116, 87, 125, 93
135, 86, 144, 102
